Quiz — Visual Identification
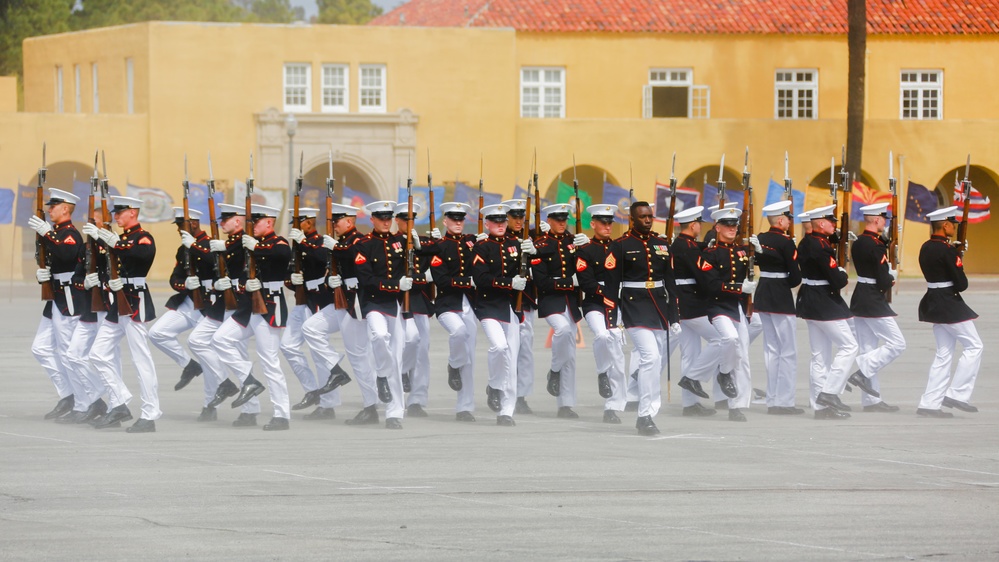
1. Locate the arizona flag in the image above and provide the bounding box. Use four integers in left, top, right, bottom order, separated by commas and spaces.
850, 181, 892, 217
953, 182, 991, 223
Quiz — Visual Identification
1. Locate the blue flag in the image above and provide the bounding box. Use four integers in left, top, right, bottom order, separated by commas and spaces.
764, 179, 805, 223
454, 182, 502, 225
395, 186, 445, 225
700, 184, 743, 221
905, 181, 938, 223
601, 182, 632, 224
512, 184, 530, 201
0, 187, 14, 224
653, 183, 700, 222
15, 184, 36, 227
187, 183, 225, 219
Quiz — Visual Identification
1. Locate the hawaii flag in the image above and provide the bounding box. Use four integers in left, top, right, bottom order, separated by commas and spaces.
953, 181, 992, 223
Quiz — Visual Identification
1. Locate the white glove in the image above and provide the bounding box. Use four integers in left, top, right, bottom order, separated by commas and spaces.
184, 276, 201, 290
209, 239, 227, 253
410, 230, 421, 250
399, 276, 414, 292
245, 278, 261, 292
540, 221, 551, 233
888, 268, 899, 282
289, 228, 306, 244
214, 276, 232, 291
475, 232, 488, 242
430, 228, 442, 239
847, 231, 858, 242
670, 323, 682, 336
328, 274, 342, 289
424, 269, 434, 284
108, 277, 124, 292
512, 275, 527, 291
741, 279, 757, 295
98, 228, 120, 247
953, 240, 968, 252
242, 235, 257, 251
469, 277, 476, 289
180, 230, 196, 248
573, 233, 590, 247
791, 236, 798, 245
521, 239, 537, 255
35, 267, 51, 283
749, 234, 763, 253
82, 222, 100, 240
838, 267, 848, 275
290, 272, 304, 286
571, 274, 579, 287
322, 235, 337, 250
84, 272, 100, 289
28, 215, 52, 237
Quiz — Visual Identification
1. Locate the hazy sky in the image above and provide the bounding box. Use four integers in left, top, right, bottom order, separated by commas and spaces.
289, 0, 404, 19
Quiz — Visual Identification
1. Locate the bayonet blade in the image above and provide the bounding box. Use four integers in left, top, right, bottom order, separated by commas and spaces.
93, 150, 99, 180
299, 151, 304, 179
572, 154, 578, 187
184, 153, 189, 184
743, 146, 749, 174
249, 153, 254, 182
427, 148, 432, 186
670, 152, 677, 180
963, 154, 971, 183
101, 150, 107, 180
42, 142, 46, 169
207, 152, 214, 182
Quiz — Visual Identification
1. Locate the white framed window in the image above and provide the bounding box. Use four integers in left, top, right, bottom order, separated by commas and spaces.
55, 66, 63, 113
775, 69, 817, 119
283, 63, 311, 112
73, 65, 81, 113
125, 57, 134, 114
321, 64, 348, 112
358, 64, 386, 113
642, 68, 709, 119
520, 67, 565, 118
91, 63, 99, 114
900, 69, 942, 120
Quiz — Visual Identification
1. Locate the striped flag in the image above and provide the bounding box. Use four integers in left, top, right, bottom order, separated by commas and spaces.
953, 182, 991, 223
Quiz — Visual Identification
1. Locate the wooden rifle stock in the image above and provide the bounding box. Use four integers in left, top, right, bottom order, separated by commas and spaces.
887, 177, 899, 303
206, 190, 238, 310
291, 172, 307, 306
403, 181, 414, 315
957, 182, 972, 257
182, 171, 205, 310
325, 184, 349, 310
516, 181, 532, 312
35, 146, 55, 301
245, 170, 268, 315
86, 175, 106, 313
100, 178, 133, 317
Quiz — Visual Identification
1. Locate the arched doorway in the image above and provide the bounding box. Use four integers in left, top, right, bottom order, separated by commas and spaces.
933, 165, 998, 274
294, 160, 380, 226
543, 164, 621, 232
804, 167, 881, 234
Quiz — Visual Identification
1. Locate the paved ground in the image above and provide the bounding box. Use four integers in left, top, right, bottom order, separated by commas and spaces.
1, 280, 997, 560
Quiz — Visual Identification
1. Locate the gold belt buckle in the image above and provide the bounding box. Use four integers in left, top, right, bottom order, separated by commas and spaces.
645, 280, 655, 289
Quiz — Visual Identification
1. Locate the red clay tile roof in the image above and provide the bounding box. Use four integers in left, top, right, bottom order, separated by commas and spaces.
369, 0, 999, 35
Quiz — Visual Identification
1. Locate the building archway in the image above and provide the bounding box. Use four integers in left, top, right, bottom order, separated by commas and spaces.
681, 165, 744, 197
933, 164, 998, 274
543, 164, 620, 204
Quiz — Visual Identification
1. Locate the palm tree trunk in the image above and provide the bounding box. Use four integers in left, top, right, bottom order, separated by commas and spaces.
846, 0, 866, 179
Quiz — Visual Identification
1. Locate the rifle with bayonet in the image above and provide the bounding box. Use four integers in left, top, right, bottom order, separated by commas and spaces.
478, 156, 484, 235
86, 151, 106, 312
291, 152, 307, 306
838, 146, 852, 272
956, 154, 972, 257
403, 162, 414, 316
741, 147, 756, 319
516, 151, 536, 313
183, 154, 205, 310
35, 143, 55, 301
426, 151, 437, 301
717, 153, 727, 211
784, 151, 794, 239
100, 152, 132, 317
326, 151, 348, 310
206, 153, 238, 310
572, 156, 583, 302
665, 153, 678, 241
245, 154, 268, 315
887, 151, 900, 303
533, 150, 541, 239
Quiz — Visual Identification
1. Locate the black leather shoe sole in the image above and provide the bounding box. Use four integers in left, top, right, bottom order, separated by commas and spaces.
401, 372, 411, 393
942, 397, 978, 413
376, 377, 392, 403
678, 376, 709, 399
815, 392, 851, 412
917, 408, 954, 418
231, 383, 265, 408
345, 407, 379, 426
597, 373, 612, 399
847, 370, 880, 398
447, 365, 463, 391
126, 419, 156, 433
602, 410, 621, 424
292, 392, 320, 411
717, 373, 737, 399
455, 411, 475, 422
318, 368, 351, 395
496, 415, 515, 427
546, 371, 560, 396
263, 417, 290, 431
207, 380, 239, 408
486, 386, 501, 413
44, 396, 74, 420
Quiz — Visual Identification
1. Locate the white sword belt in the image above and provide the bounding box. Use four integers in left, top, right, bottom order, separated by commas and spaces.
305, 277, 325, 291
200, 278, 214, 291
855, 276, 877, 284
927, 281, 954, 289
261, 280, 285, 292
674, 278, 696, 286
122, 277, 147, 288
801, 278, 830, 286
53, 271, 75, 284
621, 280, 664, 289
758, 271, 789, 279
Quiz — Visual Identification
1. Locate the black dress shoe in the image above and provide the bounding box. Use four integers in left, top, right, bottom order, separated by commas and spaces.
263, 417, 290, 431
345, 405, 379, 426
844, 383, 853, 392
455, 411, 475, 422
597, 373, 612, 399
682, 403, 717, 417
44, 395, 75, 420
406, 404, 428, 417
556, 406, 579, 419
862, 402, 900, 413
292, 391, 320, 411
678, 376, 709, 399
318, 364, 352, 395
95, 404, 132, 429
207, 379, 239, 408
942, 397, 978, 413
815, 408, 851, 420
496, 415, 516, 426
767, 406, 805, 415
55, 411, 88, 424
174, 359, 203, 391
303, 406, 336, 420
385, 417, 403, 429
728, 408, 747, 422
232, 377, 265, 408
401, 371, 412, 393
603, 410, 621, 424
815, 392, 851, 412
847, 370, 880, 398
447, 365, 462, 391
514, 397, 533, 415
376, 377, 393, 403
636, 415, 660, 436
917, 408, 954, 418
714, 400, 729, 411
624, 401, 639, 412
546, 370, 561, 396
717, 372, 737, 399
82, 398, 108, 423
232, 413, 257, 427
126, 419, 156, 433
197, 406, 217, 422
486, 386, 501, 412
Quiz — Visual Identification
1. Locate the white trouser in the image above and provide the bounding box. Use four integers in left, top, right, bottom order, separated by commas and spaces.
481, 311, 521, 417
626, 327, 668, 418
584, 310, 627, 411
626, 345, 640, 402
403, 314, 432, 409
213, 314, 289, 419
149, 297, 200, 368
282, 304, 339, 408
366, 309, 405, 419
805, 319, 859, 410
711, 312, 752, 409
65, 314, 106, 410
919, 320, 983, 409
748, 311, 763, 342
678, 316, 714, 407
90, 315, 161, 420
437, 295, 477, 412
517, 309, 536, 398
684, 313, 739, 394
302, 305, 375, 407
759, 312, 798, 408
188, 311, 247, 408
33, 307, 79, 399
850, 316, 906, 406
545, 309, 578, 408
